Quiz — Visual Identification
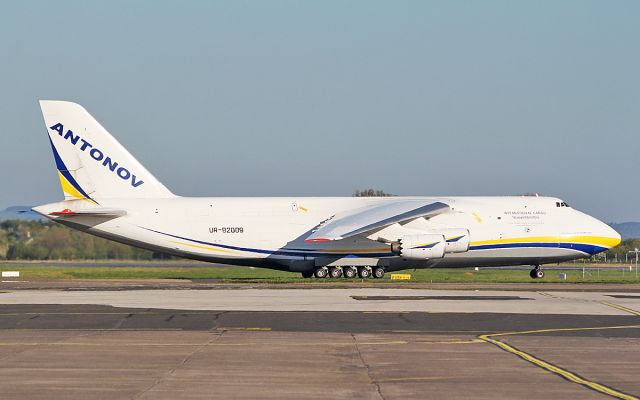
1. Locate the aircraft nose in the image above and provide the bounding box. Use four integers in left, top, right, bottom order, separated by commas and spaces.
600, 221, 622, 248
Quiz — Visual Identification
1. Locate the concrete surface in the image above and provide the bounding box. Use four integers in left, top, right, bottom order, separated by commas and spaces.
0, 326, 636, 399
4, 279, 640, 292
2, 287, 640, 314
0, 284, 638, 399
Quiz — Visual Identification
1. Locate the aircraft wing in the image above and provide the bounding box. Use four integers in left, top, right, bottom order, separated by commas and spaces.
305, 200, 450, 242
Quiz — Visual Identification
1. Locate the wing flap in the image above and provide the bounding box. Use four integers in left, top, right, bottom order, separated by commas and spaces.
305, 201, 450, 242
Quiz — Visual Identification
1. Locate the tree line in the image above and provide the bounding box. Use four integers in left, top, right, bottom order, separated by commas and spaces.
0, 220, 159, 260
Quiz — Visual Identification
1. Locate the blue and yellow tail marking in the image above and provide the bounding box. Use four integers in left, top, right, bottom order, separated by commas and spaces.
49, 138, 97, 204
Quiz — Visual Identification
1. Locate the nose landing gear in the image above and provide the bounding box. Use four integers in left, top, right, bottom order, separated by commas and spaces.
530, 265, 544, 279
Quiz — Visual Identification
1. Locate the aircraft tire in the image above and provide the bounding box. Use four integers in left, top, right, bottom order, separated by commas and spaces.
358, 267, 371, 279
343, 267, 357, 279
329, 267, 343, 279
530, 266, 544, 279
301, 271, 313, 278
372, 267, 385, 279
314, 267, 328, 279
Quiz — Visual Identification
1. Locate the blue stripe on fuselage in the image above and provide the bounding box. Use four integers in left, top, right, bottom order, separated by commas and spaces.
141, 227, 394, 258
469, 242, 606, 255
143, 228, 605, 258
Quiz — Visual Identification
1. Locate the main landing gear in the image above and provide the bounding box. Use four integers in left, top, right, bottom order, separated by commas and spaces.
530, 265, 544, 279
302, 266, 386, 279
329, 267, 343, 279
343, 266, 358, 279
313, 267, 328, 278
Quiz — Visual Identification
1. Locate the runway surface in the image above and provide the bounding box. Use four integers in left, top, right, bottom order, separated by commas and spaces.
0, 283, 639, 399
2, 287, 640, 314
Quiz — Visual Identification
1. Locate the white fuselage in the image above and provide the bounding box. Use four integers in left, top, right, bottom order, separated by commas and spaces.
35, 195, 621, 273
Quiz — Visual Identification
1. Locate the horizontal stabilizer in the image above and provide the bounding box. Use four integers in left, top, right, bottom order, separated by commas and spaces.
48, 208, 127, 217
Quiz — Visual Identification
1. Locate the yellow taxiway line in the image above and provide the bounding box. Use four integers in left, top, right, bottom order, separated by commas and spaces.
601, 301, 640, 316
479, 323, 640, 400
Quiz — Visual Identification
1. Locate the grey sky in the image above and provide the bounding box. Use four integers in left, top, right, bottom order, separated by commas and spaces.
1, 1, 638, 222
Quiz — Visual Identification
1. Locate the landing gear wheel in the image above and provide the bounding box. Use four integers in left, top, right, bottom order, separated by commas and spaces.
301, 271, 313, 278
372, 267, 385, 279
530, 266, 544, 279
343, 267, 357, 279
358, 267, 371, 279
329, 267, 343, 279
314, 267, 328, 278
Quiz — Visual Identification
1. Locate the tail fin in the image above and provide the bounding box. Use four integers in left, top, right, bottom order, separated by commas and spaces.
40, 100, 174, 202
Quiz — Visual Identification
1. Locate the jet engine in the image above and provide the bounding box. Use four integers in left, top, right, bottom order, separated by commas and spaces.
439, 228, 470, 253
391, 234, 446, 260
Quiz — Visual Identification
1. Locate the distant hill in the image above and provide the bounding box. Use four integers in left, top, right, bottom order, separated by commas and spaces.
608, 222, 640, 240
0, 206, 44, 222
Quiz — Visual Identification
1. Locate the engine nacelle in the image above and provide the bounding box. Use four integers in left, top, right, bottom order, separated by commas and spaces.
439, 228, 470, 253
391, 234, 446, 260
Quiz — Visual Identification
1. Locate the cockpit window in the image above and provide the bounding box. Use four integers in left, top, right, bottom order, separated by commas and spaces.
556, 201, 570, 208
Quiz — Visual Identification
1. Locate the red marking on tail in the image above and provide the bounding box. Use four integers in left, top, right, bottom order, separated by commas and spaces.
50, 208, 76, 216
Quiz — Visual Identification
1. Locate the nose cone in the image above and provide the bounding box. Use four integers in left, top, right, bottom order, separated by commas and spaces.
589, 216, 622, 250
577, 211, 622, 253
602, 223, 622, 248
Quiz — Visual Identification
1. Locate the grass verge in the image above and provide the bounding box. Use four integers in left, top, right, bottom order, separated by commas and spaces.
1, 264, 640, 283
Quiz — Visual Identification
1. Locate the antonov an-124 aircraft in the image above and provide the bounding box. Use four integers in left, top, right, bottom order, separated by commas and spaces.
33, 101, 621, 279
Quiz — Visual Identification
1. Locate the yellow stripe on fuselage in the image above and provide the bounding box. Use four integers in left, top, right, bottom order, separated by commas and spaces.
170, 241, 238, 254
471, 236, 620, 249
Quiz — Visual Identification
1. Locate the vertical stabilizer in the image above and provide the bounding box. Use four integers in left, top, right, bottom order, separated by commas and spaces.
40, 100, 174, 202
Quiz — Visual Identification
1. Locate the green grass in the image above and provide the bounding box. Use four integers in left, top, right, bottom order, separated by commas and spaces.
401, 268, 640, 283
2, 264, 640, 284
1, 265, 296, 281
